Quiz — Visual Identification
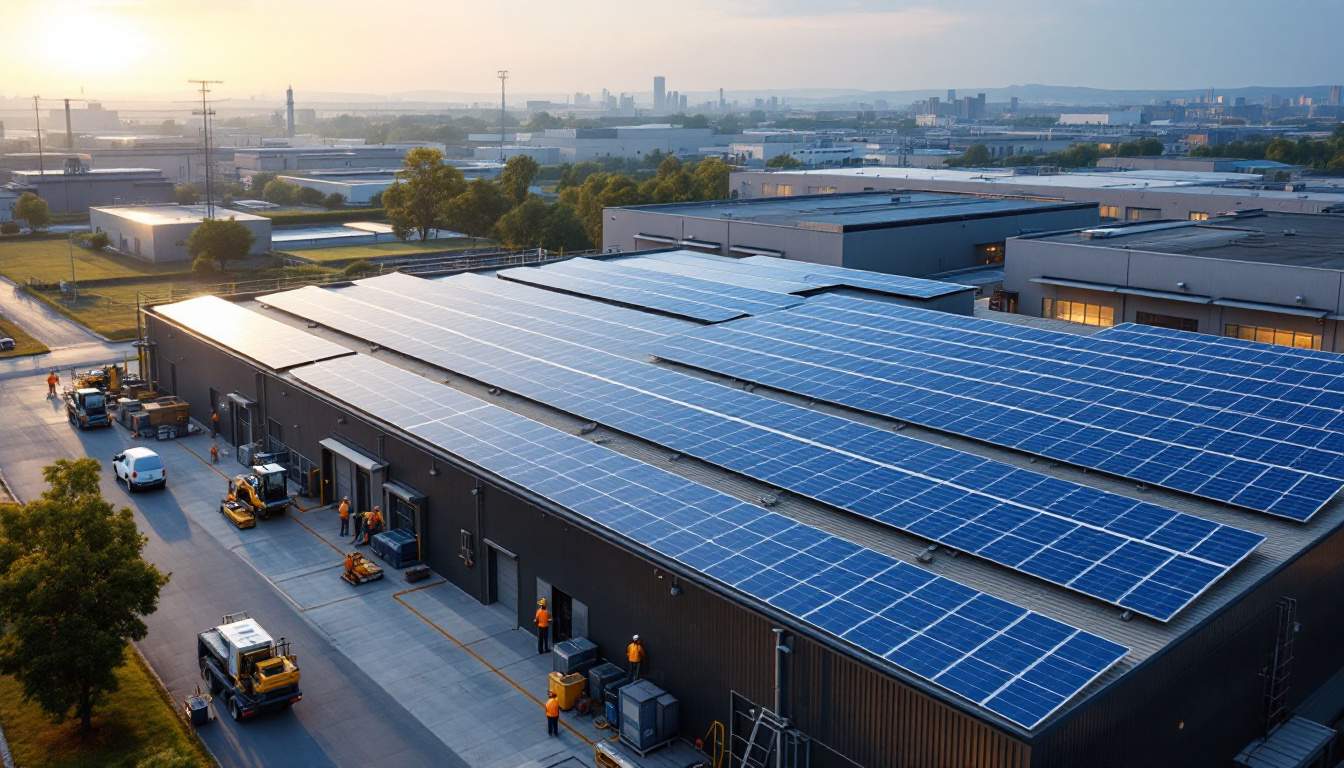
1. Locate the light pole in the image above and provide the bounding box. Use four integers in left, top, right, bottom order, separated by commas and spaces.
497, 70, 508, 163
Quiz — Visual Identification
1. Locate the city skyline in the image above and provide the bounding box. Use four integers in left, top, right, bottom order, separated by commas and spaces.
5, 0, 1343, 99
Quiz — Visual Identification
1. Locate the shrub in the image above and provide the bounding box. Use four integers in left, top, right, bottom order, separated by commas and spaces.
89, 231, 110, 250
341, 259, 378, 277
0, 221, 19, 235
191, 253, 217, 277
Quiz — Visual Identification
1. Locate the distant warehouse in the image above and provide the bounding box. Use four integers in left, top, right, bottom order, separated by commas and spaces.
603, 191, 1098, 281
90, 204, 272, 263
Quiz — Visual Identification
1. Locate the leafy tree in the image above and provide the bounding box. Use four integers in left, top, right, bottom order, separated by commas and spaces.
173, 183, 200, 205
499, 155, 541, 205
953, 144, 992, 166
493, 196, 551, 249
766, 154, 803, 169
443, 179, 511, 238
341, 259, 378, 277
523, 111, 562, 131
296, 186, 325, 206
0, 459, 169, 732
322, 192, 346, 210
191, 253, 217, 277
692, 157, 731, 199
656, 155, 683, 179
262, 179, 302, 206
0, 222, 19, 235
382, 147, 465, 241
14, 192, 50, 232
540, 203, 592, 251
248, 172, 278, 194
88, 231, 109, 250
368, 190, 384, 208
187, 217, 256, 271
681, 114, 710, 129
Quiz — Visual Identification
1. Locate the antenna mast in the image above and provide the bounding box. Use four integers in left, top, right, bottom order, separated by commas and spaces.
497, 70, 508, 163
188, 79, 223, 219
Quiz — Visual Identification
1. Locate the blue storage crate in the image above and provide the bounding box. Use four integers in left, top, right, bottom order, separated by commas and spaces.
371, 528, 420, 569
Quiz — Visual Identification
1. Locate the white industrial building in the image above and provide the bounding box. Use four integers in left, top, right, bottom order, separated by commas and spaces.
475, 125, 719, 162
1058, 110, 1143, 126
470, 145, 564, 164
90, 204, 272, 264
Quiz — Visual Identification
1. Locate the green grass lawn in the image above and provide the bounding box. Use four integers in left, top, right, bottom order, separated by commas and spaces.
0, 646, 212, 768
0, 315, 49, 358
0, 238, 185, 285
283, 238, 483, 264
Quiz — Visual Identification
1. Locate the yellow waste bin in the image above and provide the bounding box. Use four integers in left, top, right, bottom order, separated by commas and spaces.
549, 671, 586, 710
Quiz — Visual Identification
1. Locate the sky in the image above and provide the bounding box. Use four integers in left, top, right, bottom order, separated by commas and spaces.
3, 0, 1343, 101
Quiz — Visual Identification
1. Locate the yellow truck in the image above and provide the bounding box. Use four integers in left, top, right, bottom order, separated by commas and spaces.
197, 613, 302, 722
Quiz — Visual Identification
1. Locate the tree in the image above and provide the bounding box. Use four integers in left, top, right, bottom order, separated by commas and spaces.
187, 217, 255, 271
296, 186, 325, 206
523, 111, 562, 131
0, 222, 18, 235
368, 190, 384, 208
766, 154, 803, 169
248, 172, 278, 194
0, 459, 168, 732
493, 196, 550, 249
382, 147, 465, 241
540, 203, 592, 251
499, 155, 541, 205
14, 192, 50, 232
692, 157, 731, 199
88, 231, 109, 250
262, 179, 301, 206
322, 192, 346, 210
173, 183, 200, 205
443, 179, 511, 239
955, 144, 992, 166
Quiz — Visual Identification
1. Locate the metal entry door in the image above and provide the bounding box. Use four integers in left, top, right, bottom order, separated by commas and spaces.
490, 545, 518, 625
333, 457, 353, 506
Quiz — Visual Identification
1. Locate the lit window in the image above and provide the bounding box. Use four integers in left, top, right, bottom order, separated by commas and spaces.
776, 185, 794, 197
1126, 207, 1161, 221
1224, 323, 1321, 350
1188, 211, 1210, 221
1043, 298, 1115, 328
761, 183, 777, 196
1099, 205, 1121, 220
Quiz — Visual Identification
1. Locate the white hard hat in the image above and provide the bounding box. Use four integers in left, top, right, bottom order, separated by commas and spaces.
632, 634, 640, 641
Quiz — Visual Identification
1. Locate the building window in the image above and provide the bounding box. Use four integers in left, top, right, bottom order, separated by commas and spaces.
1099, 205, 1121, 220
761, 183, 777, 196
1188, 211, 1210, 221
807, 185, 838, 194
776, 184, 794, 197
975, 242, 1005, 265
1043, 298, 1115, 327
1126, 207, 1162, 221
1136, 311, 1198, 332
1225, 323, 1321, 350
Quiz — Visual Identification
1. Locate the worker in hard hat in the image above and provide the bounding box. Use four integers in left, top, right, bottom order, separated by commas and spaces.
627, 634, 645, 682
364, 505, 384, 544
534, 598, 551, 654
343, 552, 355, 578
45, 370, 59, 398
544, 691, 560, 737
337, 496, 351, 537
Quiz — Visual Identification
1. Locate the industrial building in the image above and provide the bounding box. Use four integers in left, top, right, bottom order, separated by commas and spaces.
602, 191, 1099, 279
475, 124, 718, 162
232, 144, 440, 174
1003, 211, 1344, 352
275, 163, 503, 205
733, 167, 1344, 222
1096, 156, 1299, 176
4, 167, 174, 214
90, 204, 272, 263
143, 252, 1344, 767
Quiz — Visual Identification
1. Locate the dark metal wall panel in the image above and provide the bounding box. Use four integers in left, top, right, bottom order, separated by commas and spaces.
1034, 520, 1344, 768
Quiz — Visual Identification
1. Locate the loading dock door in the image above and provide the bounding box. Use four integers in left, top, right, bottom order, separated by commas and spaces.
333, 457, 353, 506
489, 543, 518, 625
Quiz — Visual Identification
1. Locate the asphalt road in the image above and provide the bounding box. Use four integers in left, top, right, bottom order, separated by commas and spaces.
0, 378, 456, 767
0, 275, 101, 348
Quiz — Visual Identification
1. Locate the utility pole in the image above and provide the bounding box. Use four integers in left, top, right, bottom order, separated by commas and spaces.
497, 70, 508, 163
188, 79, 223, 219
32, 95, 43, 174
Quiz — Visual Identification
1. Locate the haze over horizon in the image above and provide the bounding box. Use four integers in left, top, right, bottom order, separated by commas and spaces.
5, 0, 1343, 102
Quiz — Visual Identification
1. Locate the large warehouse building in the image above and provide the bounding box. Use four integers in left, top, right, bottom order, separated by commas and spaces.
91, 204, 272, 263
143, 253, 1344, 767
603, 191, 1099, 281
1003, 211, 1344, 351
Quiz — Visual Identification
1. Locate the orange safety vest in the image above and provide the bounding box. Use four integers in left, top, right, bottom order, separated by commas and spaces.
46, 373, 58, 386
535, 608, 550, 628
338, 501, 350, 520
545, 698, 560, 718
211, 412, 219, 424
627, 642, 644, 663
344, 554, 354, 572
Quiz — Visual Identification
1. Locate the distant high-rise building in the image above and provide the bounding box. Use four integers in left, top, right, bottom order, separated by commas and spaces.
1009, 96, 1019, 113
285, 85, 295, 138
719, 88, 725, 110
653, 76, 666, 112
947, 89, 956, 103
680, 94, 688, 111
1331, 85, 1342, 106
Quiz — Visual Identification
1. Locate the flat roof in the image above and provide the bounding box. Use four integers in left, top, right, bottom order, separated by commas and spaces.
1033, 212, 1344, 270
11, 167, 162, 177
91, 204, 269, 225
617, 191, 1090, 232
774, 167, 1262, 189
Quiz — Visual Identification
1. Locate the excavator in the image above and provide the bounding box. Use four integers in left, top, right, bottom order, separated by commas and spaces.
220, 464, 290, 528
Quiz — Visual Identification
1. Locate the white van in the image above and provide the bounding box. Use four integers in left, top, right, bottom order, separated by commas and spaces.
112, 447, 166, 491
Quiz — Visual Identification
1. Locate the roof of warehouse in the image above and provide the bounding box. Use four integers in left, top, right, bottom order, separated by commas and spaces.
91, 204, 269, 225
150, 260, 1344, 732
615, 191, 1090, 232
1032, 212, 1344, 270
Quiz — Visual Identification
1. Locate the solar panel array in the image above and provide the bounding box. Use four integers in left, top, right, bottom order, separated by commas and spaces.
154, 295, 351, 370
1097, 323, 1344, 376
260, 276, 1263, 621
654, 295, 1344, 522
738, 254, 972, 299
291, 353, 1129, 731
617, 253, 820, 294
498, 257, 802, 322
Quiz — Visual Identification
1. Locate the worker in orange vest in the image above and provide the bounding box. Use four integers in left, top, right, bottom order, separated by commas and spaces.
210, 410, 220, 438
45, 370, 59, 397
627, 635, 645, 682
364, 506, 383, 544
544, 691, 560, 737
534, 598, 551, 654
337, 496, 351, 537
343, 552, 355, 578
209, 442, 220, 464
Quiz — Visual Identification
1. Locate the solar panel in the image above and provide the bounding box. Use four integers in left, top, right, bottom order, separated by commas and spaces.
290, 353, 1127, 731
154, 295, 351, 370
652, 296, 1344, 522
260, 281, 1263, 621
550, 257, 804, 314
616, 254, 820, 294
498, 264, 745, 322
738, 255, 972, 299
1097, 323, 1344, 378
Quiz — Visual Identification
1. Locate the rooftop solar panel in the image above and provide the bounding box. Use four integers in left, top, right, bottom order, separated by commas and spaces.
154, 295, 351, 370
554, 258, 804, 312
1098, 323, 1344, 373
260, 280, 1263, 621
652, 295, 1344, 521
738, 255, 972, 299
616, 254, 819, 294
498, 264, 745, 322
290, 353, 1128, 731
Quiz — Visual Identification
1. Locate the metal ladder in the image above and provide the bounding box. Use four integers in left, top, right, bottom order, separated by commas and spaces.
741, 708, 787, 768
1263, 597, 1298, 731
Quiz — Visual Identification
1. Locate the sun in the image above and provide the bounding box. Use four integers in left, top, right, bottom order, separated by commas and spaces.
18, 2, 153, 88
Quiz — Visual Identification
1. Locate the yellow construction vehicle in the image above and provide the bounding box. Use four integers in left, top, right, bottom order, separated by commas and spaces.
223, 465, 291, 520
219, 500, 257, 529
197, 612, 302, 721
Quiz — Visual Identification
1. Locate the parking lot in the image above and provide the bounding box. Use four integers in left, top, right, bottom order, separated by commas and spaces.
0, 374, 607, 768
